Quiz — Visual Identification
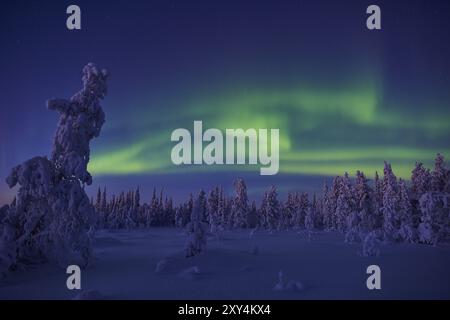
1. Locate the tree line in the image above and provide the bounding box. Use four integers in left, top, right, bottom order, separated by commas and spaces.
93, 154, 450, 246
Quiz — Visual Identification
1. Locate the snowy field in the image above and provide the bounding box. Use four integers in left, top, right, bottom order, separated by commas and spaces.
1, 228, 449, 300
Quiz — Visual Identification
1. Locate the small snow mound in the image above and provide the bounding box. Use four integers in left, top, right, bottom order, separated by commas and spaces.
273, 282, 284, 291
179, 266, 201, 280
155, 259, 168, 273
273, 270, 304, 292
286, 280, 305, 292
73, 290, 104, 300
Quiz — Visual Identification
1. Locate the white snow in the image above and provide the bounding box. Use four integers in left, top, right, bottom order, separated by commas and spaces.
0, 228, 449, 299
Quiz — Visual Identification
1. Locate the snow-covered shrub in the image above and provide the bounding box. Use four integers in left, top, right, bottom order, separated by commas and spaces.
361, 231, 380, 257
273, 270, 304, 292
344, 211, 362, 243
179, 266, 201, 280
0, 64, 108, 274
273, 270, 285, 291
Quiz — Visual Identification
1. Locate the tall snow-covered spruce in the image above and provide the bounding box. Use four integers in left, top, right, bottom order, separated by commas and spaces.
185, 193, 209, 257
0, 63, 108, 276
260, 186, 280, 231
231, 178, 249, 228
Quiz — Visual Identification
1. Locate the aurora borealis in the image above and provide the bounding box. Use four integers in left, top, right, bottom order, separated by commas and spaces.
1, 0, 450, 202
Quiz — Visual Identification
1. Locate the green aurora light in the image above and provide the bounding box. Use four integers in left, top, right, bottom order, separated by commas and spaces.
88, 81, 450, 179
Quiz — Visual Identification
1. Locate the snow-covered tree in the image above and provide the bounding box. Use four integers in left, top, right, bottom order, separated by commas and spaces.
431, 153, 448, 193
305, 202, 316, 240
0, 205, 16, 277
312, 193, 324, 229
280, 192, 296, 230
185, 194, 208, 257
397, 179, 417, 243
95, 187, 102, 213
247, 200, 258, 228
48, 63, 107, 186
335, 173, 354, 233
0, 64, 108, 273
164, 197, 175, 226
147, 188, 158, 227
197, 190, 207, 224
134, 187, 140, 209
345, 211, 362, 243
207, 187, 221, 233
292, 192, 308, 229
373, 171, 383, 221
232, 178, 249, 228
321, 182, 334, 230
217, 188, 228, 229
328, 176, 341, 230
100, 187, 108, 226
156, 190, 165, 226
354, 171, 377, 232
175, 196, 192, 228
381, 162, 401, 242
411, 162, 431, 198
336, 193, 351, 233
260, 186, 280, 230
418, 192, 450, 245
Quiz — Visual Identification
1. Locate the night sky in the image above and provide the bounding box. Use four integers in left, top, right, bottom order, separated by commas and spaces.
1, 0, 450, 203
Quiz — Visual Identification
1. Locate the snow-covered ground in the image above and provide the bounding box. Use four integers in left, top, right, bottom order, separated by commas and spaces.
1, 228, 449, 299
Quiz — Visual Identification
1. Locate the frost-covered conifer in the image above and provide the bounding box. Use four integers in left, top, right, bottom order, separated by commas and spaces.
260, 186, 280, 230
48, 63, 107, 186
335, 173, 353, 233
381, 162, 401, 242
217, 188, 227, 229
1, 64, 108, 273
207, 187, 220, 233
280, 192, 295, 230
232, 178, 249, 228
321, 182, 333, 230
411, 162, 431, 198
292, 192, 308, 228
355, 171, 377, 232
431, 154, 448, 193
185, 194, 208, 257
304, 204, 315, 240
328, 176, 341, 230
247, 200, 259, 228
398, 179, 416, 243
418, 192, 450, 245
